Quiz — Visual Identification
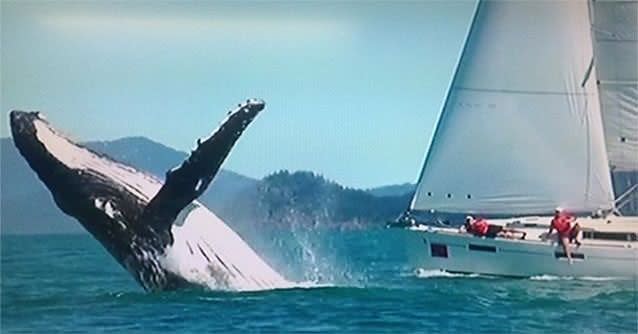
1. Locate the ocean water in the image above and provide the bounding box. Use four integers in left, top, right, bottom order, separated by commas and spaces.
2, 229, 637, 333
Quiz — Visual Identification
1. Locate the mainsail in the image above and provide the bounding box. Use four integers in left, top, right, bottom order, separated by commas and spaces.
410, 0, 615, 216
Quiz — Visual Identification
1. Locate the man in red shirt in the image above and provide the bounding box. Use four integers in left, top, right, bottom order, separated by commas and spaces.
463, 216, 526, 239
548, 207, 580, 263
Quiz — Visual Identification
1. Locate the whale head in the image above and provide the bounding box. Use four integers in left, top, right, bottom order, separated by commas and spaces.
10, 110, 174, 288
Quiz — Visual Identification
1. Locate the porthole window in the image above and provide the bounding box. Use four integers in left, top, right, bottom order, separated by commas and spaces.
431, 243, 448, 258
446, 193, 452, 199
466, 194, 472, 199
427, 192, 432, 197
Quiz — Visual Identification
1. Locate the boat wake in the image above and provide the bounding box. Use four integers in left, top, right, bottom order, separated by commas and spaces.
529, 275, 629, 282
412, 270, 630, 282
413, 268, 482, 279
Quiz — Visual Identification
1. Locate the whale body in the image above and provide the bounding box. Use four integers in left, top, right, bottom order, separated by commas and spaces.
9, 100, 292, 292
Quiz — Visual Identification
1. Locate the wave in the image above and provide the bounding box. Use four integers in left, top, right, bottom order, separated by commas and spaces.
530, 275, 629, 282
412, 271, 630, 282
530, 275, 574, 281
413, 269, 482, 279
578, 276, 630, 282
289, 281, 336, 289
102, 281, 340, 304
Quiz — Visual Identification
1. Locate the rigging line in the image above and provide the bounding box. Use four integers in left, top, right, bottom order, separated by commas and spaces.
615, 183, 638, 207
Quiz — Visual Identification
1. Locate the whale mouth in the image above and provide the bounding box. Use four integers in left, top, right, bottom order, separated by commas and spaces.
9, 111, 52, 166
10, 109, 164, 203
9, 110, 36, 131
9, 110, 89, 189
9, 110, 100, 170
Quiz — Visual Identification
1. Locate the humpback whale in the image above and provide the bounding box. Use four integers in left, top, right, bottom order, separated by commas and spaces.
9, 99, 292, 292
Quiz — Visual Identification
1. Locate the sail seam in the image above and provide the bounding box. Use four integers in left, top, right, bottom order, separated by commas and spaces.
593, 38, 638, 42
455, 87, 594, 96
597, 80, 638, 85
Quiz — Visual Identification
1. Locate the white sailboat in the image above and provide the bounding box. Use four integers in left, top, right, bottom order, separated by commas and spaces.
393, 0, 638, 277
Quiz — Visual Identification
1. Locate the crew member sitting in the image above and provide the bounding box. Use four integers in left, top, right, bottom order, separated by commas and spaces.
462, 216, 526, 239
547, 207, 581, 264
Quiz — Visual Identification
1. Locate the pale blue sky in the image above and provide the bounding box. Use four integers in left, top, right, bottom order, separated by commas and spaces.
1, 1, 475, 188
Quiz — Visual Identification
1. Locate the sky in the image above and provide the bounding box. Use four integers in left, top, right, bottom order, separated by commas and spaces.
1, 1, 476, 188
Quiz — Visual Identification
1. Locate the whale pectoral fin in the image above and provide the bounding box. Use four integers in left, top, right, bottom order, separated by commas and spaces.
138, 99, 266, 235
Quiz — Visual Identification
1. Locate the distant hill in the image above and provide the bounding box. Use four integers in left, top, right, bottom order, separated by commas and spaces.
216, 170, 412, 231
366, 183, 415, 197
84, 136, 184, 178
258, 171, 412, 229
1, 137, 410, 235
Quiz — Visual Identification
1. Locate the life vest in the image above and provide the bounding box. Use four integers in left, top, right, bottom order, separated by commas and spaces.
472, 219, 489, 236
551, 214, 571, 234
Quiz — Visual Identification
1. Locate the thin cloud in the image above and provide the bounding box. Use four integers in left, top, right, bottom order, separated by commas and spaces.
39, 12, 356, 42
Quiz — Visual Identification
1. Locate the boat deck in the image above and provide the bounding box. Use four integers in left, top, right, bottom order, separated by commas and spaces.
407, 215, 638, 249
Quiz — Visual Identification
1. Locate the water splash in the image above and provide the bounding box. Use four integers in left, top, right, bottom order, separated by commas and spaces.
261, 209, 366, 288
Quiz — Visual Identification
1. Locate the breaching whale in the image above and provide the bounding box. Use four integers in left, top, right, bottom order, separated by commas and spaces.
9, 99, 292, 292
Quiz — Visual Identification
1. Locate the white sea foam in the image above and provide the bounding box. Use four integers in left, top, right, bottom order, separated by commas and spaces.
578, 276, 629, 281
530, 275, 628, 282
414, 268, 481, 279
290, 281, 335, 289
530, 275, 573, 281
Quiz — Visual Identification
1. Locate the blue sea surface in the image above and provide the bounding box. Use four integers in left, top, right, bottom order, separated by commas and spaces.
2, 229, 637, 333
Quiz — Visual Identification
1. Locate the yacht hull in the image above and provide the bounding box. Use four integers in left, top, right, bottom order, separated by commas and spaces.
402, 219, 638, 278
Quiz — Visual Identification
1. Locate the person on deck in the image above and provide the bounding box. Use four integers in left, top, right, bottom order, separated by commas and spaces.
547, 207, 581, 264
462, 216, 527, 239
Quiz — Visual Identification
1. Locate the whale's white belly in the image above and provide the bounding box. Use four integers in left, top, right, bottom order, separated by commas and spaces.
161, 203, 292, 291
